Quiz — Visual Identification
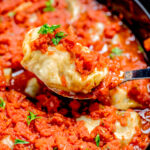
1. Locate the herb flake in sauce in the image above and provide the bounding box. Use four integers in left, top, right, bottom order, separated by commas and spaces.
95, 134, 100, 147
0, 97, 6, 109
43, 0, 55, 12
14, 139, 29, 145
138, 46, 144, 53
27, 111, 40, 126
52, 31, 67, 45
38, 24, 60, 34
8, 12, 16, 17
109, 47, 123, 58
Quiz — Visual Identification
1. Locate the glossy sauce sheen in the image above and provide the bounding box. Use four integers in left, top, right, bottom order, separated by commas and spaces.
0, 0, 150, 150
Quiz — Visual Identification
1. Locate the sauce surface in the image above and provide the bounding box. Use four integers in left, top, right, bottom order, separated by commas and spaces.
0, 0, 150, 149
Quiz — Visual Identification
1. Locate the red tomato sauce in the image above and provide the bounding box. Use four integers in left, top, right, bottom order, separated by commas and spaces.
0, 0, 150, 149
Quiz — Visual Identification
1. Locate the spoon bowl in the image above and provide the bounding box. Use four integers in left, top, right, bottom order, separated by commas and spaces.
48, 68, 150, 100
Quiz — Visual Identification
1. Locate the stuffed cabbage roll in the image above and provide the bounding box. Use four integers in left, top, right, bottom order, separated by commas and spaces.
21, 25, 108, 94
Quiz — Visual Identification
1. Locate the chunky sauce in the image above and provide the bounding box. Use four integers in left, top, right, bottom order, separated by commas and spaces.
0, 0, 150, 149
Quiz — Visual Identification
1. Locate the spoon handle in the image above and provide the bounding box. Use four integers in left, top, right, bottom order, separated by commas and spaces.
123, 68, 150, 82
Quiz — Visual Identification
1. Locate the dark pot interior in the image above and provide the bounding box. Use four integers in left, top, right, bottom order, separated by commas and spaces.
98, 0, 150, 65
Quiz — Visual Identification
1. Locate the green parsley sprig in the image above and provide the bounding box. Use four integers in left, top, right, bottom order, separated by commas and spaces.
27, 111, 40, 126
43, 0, 55, 12
95, 134, 100, 147
38, 24, 67, 45
0, 97, 6, 109
38, 24, 60, 34
52, 31, 67, 45
109, 47, 123, 59
14, 139, 29, 145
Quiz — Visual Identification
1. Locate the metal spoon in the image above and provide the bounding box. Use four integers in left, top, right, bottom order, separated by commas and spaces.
49, 68, 150, 100
123, 68, 150, 82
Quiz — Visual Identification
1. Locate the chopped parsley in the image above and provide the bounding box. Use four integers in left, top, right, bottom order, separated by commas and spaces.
27, 111, 40, 126
43, 0, 55, 12
8, 12, 16, 17
95, 134, 100, 147
38, 24, 67, 45
14, 139, 29, 145
109, 47, 123, 59
0, 97, 6, 109
138, 46, 144, 53
52, 31, 67, 45
38, 24, 60, 34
